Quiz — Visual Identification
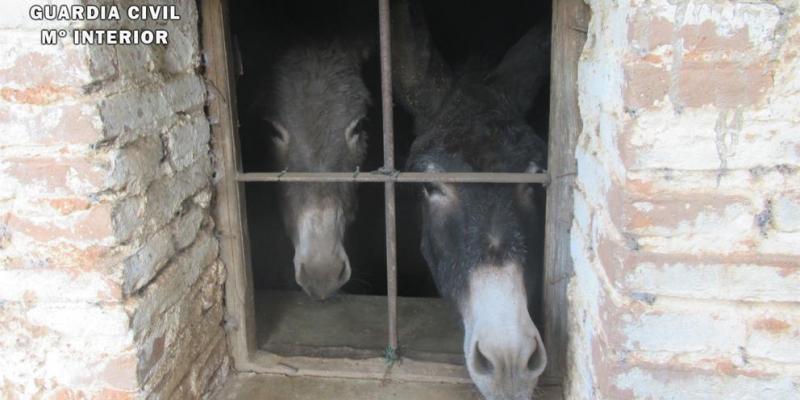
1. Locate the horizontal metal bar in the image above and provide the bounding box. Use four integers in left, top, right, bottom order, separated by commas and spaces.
236, 171, 549, 184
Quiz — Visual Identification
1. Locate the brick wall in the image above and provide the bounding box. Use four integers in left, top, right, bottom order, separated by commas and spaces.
0, 1, 228, 398
567, 0, 800, 398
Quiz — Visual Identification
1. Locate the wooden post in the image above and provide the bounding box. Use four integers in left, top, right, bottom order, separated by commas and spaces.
201, 0, 257, 368
543, 0, 590, 384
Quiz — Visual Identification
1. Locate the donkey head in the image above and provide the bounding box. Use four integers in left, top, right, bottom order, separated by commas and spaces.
260, 40, 372, 300
394, 1, 550, 398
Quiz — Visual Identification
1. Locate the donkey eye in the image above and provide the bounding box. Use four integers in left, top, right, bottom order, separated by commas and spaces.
523, 184, 534, 198
353, 117, 367, 134
265, 119, 289, 144
345, 116, 367, 143
516, 183, 536, 209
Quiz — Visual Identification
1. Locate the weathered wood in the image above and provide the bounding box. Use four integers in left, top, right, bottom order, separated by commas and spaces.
201, 0, 257, 369
214, 373, 564, 400
543, 0, 590, 383
255, 291, 463, 365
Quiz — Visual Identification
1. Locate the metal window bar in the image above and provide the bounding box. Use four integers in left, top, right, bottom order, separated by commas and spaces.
378, 0, 399, 354
236, 171, 549, 183
236, 0, 549, 360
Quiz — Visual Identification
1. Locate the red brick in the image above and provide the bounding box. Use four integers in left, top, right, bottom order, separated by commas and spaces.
0, 85, 79, 105
681, 21, 751, 56
98, 354, 138, 391
628, 15, 673, 50
624, 62, 670, 109
90, 389, 135, 400
46, 388, 82, 400
3, 244, 120, 276
752, 318, 791, 334
0, 42, 90, 90
0, 101, 103, 146
24, 198, 93, 216
4, 156, 107, 195
622, 194, 753, 235
677, 59, 773, 108
8, 203, 113, 243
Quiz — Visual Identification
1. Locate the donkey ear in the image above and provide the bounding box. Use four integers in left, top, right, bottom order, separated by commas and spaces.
486, 24, 551, 115
391, 0, 453, 121
265, 118, 290, 146
357, 39, 374, 62
345, 36, 375, 64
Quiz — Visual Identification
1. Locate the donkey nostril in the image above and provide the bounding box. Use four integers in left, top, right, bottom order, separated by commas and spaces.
337, 262, 348, 283
527, 348, 545, 373
473, 341, 494, 375
527, 351, 537, 371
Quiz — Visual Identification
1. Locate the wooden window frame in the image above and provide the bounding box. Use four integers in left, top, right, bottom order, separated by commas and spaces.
201, 0, 588, 390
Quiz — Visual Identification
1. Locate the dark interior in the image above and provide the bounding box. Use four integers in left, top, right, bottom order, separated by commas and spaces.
231, 0, 551, 302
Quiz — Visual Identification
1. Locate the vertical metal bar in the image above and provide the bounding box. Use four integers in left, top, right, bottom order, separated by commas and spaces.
378, 0, 398, 352
384, 182, 398, 352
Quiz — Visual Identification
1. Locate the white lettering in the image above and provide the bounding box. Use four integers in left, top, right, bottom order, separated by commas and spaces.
127, 6, 180, 21
57, 6, 70, 20
107, 6, 120, 20
156, 30, 168, 45
32, 5, 121, 21
29, 5, 42, 20
72, 29, 169, 45
41, 30, 58, 45
73, 6, 84, 21
127, 6, 140, 20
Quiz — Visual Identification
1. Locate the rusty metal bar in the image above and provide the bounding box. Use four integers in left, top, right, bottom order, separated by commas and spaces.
236, 171, 549, 184
378, 0, 398, 354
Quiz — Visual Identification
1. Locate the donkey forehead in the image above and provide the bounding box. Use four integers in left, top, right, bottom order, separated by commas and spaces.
468, 190, 524, 236
410, 124, 543, 174
283, 116, 363, 166
274, 77, 368, 126
433, 185, 526, 252
277, 50, 368, 100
